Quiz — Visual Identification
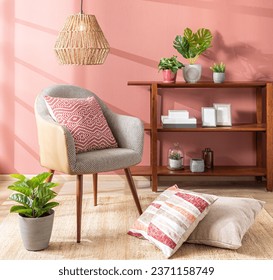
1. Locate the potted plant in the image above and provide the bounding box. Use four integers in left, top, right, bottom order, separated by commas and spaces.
167, 143, 184, 170
8, 172, 59, 251
158, 56, 184, 83
210, 62, 226, 83
173, 27, 213, 83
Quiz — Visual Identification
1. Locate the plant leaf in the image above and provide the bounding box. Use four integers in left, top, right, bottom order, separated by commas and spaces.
9, 193, 33, 208
10, 174, 26, 181
27, 172, 52, 190
173, 35, 190, 59
8, 184, 32, 196
10, 205, 33, 217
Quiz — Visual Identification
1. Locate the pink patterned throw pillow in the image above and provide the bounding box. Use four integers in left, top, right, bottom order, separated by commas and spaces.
128, 185, 217, 258
44, 96, 118, 153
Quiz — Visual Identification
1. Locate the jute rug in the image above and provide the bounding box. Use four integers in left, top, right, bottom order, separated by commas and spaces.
1, 193, 273, 260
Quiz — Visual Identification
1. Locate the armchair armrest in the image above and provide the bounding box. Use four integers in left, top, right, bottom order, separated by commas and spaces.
106, 111, 144, 157
35, 113, 76, 174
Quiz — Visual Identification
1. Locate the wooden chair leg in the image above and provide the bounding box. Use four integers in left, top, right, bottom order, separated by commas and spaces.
124, 168, 142, 215
93, 173, 98, 206
76, 174, 83, 243
46, 169, 55, 182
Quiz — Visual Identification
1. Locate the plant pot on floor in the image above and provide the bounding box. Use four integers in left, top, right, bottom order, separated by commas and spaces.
162, 69, 177, 83
183, 64, 202, 83
19, 209, 55, 251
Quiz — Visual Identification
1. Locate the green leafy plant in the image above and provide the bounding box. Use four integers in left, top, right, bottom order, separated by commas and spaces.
8, 172, 59, 218
210, 62, 226, 73
158, 55, 184, 73
169, 151, 182, 160
173, 27, 213, 64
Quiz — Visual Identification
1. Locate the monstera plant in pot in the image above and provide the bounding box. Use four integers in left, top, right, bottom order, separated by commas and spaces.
8, 172, 59, 251
173, 27, 213, 83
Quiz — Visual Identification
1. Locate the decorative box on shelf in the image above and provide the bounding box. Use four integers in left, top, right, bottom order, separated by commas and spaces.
161, 110, 197, 128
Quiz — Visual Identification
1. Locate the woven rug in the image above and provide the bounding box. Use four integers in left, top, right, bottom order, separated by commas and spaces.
0, 193, 273, 260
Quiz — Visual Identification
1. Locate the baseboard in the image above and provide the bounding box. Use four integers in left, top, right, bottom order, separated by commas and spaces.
0, 174, 150, 182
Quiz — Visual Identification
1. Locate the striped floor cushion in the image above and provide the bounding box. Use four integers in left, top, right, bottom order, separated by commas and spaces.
128, 185, 217, 258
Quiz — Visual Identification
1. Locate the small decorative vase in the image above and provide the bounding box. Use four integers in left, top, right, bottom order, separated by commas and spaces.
162, 70, 177, 83
183, 64, 202, 83
213, 72, 225, 83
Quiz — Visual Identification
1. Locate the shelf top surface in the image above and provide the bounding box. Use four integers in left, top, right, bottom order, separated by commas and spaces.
144, 123, 266, 132
128, 81, 270, 88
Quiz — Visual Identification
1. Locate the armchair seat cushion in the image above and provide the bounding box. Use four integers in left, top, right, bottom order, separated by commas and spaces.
44, 95, 118, 153
73, 148, 142, 174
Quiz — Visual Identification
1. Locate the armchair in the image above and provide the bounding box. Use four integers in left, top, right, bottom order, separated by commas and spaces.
34, 85, 144, 242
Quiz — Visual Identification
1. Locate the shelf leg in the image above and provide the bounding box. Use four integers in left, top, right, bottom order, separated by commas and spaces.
266, 83, 273, 191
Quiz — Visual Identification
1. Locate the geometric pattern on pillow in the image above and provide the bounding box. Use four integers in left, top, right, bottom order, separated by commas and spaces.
128, 185, 218, 258
44, 96, 118, 153
187, 196, 265, 249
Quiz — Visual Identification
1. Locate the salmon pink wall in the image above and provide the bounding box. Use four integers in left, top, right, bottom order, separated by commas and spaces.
0, 0, 273, 174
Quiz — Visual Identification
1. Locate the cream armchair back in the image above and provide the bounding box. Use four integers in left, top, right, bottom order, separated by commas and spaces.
34, 85, 144, 242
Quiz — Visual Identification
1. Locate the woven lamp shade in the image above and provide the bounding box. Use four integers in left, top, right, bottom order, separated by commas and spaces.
54, 14, 110, 65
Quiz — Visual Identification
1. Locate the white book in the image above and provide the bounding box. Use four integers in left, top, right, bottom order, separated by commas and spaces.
161, 116, 197, 124
168, 110, 189, 119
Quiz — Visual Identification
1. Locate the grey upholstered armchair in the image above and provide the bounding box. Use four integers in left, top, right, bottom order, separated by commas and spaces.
34, 85, 144, 242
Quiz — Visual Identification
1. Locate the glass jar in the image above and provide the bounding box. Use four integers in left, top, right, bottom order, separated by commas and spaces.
167, 142, 184, 170
202, 147, 214, 169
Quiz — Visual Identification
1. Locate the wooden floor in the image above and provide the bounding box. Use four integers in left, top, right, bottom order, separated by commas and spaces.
1, 175, 273, 223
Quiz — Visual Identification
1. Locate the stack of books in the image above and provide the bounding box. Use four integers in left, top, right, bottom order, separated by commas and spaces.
161, 110, 197, 128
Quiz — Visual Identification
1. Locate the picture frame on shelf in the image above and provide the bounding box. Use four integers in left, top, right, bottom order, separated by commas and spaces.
213, 103, 232, 126
202, 107, 217, 127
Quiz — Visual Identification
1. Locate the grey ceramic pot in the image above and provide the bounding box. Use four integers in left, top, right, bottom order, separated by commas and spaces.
18, 209, 54, 251
183, 64, 202, 83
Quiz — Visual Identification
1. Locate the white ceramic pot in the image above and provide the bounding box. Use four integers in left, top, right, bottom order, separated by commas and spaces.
213, 72, 225, 83
19, 210, 54, 251
183, 64, 202, 83
190, 158, 205, 172
168, 158, 183, 170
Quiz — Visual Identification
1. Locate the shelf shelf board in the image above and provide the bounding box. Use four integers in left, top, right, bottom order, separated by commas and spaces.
130, 166, 266, 177
128, 81, 268, 88
144, 123, 266, 132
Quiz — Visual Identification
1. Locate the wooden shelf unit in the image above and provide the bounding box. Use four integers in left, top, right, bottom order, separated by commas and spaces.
128, 81, 273, 192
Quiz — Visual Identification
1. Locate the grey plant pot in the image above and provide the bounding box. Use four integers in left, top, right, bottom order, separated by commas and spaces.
213, 72, 225, 83
18, 209, 54, 251
183, 64, 202, 83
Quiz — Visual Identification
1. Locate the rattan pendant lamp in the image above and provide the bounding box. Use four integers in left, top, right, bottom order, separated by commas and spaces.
54, 0, 110, 65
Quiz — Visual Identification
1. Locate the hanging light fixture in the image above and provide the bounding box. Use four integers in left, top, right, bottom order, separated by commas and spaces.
54, 0, 110, 65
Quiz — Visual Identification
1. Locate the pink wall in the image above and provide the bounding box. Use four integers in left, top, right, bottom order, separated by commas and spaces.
0, 0, 273, 174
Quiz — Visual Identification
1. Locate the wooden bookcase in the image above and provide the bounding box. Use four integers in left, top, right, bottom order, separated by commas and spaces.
128, 81, 273, 192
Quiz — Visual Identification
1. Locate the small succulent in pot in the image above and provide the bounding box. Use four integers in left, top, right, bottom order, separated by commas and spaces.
210, 62, 226, 83
168, 143, 184, 170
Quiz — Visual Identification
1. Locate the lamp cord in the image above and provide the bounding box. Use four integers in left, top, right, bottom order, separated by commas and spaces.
80, 0, 84, 14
